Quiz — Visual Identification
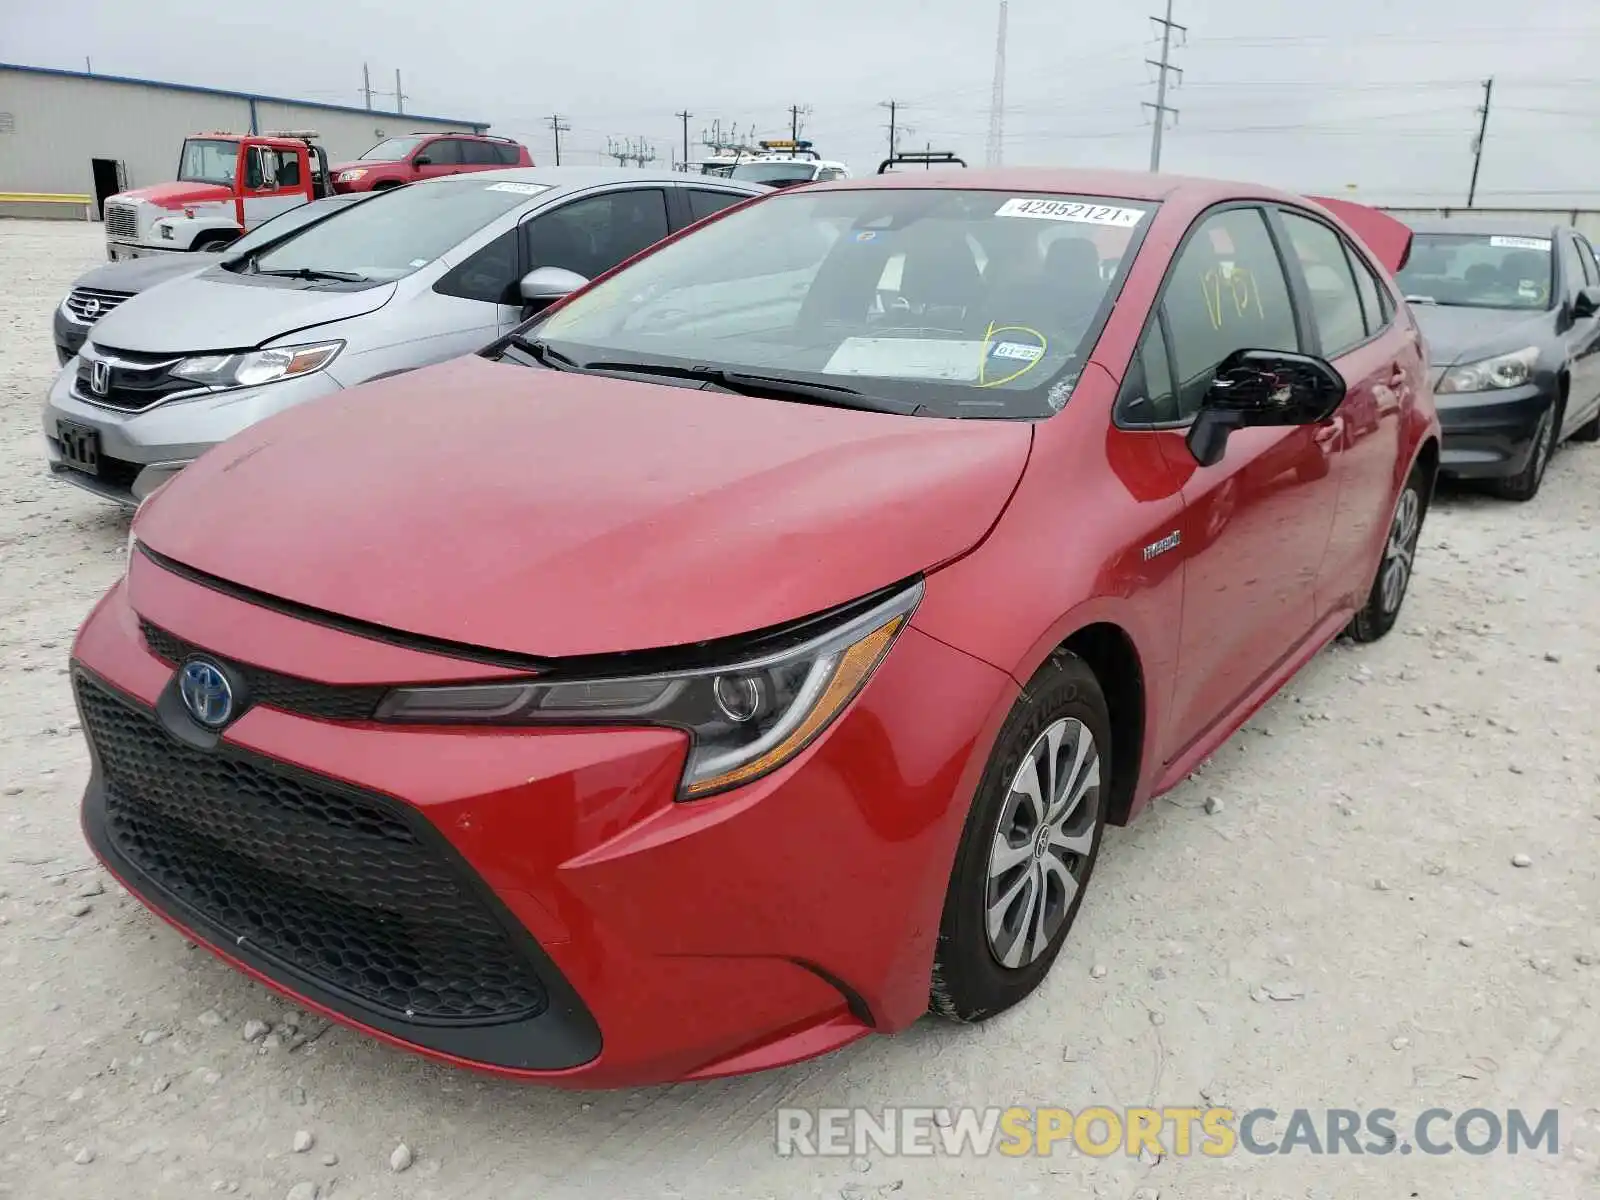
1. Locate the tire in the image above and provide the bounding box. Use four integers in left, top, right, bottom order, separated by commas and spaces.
191, 232, 236, 253
929, 652, 1111, 1023
1346, 463, 1428, 643
1487, 403, 1558, 502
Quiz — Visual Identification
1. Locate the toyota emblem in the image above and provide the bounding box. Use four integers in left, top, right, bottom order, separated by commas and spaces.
178, 659, 234, 728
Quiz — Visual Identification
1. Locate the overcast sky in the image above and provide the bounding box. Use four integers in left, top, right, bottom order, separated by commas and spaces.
6, 0, 1598, 205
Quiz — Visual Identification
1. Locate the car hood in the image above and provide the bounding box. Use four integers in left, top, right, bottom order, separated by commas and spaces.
328, 160, 392, 175
135, 356, 1034, 659
70, 253, 218, 296
1411, 304, 1552, 369
114, 182, 233, 210
84, 269, 397, 354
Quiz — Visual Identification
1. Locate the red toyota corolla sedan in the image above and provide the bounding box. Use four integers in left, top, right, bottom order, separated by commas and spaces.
71, 169, 1439, 1087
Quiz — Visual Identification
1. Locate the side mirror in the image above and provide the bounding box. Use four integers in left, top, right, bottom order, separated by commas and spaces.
413, 155, 432, 167
1574, 286, 1600, 320
518, 266, 588, 307
1186, 348, 1347, 468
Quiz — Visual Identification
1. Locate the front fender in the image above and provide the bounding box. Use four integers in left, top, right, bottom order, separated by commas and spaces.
151, 215, 240, 251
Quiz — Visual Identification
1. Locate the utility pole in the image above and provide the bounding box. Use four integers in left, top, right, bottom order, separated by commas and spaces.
675, 110, 693, 168
84, 57, 92, 74
985, 1, 1008, 168
788, 104, 811, 141
394, 69, 405, 114
880, 100, 906, 160
547, 114, 571, 165
1142, 0, 1186, 172
1467, 77, 1494, 208
362, 63, 373, 110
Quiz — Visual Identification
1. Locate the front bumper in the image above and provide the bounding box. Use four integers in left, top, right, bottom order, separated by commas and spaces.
69, 552, 1017, 1085
54, 307, 90, 366
1435, 382, 1555, 479
42, 364, 343, 506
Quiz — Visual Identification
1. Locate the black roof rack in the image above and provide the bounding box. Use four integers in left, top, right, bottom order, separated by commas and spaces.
877, 151, 967, 173
413, 130, 507, 140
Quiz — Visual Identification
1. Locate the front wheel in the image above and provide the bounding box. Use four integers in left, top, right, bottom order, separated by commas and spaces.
1488, 403, 1557, 502
1346, 463, 1427, 643
929, 652, 1110, 1023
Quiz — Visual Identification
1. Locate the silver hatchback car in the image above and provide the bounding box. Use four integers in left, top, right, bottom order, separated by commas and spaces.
44, 167, 767, 505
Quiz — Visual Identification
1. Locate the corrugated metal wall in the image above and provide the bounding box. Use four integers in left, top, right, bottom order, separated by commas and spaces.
0, 67, 482, 218
1382, 206, 1600, 241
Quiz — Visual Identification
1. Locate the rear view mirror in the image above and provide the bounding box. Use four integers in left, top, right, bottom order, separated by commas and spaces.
1187, 348, 1347, 467
1574, 286, 1600, 320
519, 266, 588, 307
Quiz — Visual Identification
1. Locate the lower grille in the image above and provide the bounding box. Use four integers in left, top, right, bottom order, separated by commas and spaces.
139, 620, 387, 721
104, 202, 139, 241
65, 287, 133, 325
77, 674, 549, 1024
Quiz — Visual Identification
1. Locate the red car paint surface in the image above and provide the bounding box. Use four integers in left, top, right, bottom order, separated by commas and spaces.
71, 168, 1439, 1087
328, 134, 533, 192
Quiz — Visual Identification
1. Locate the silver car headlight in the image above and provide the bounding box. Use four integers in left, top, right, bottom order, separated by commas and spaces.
337, 169, 369, 182
171, 340, 343, 390
376, 582, 923, 800
1436, 346, 1538, 394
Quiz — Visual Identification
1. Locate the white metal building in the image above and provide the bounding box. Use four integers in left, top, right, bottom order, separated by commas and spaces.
0, 62, 490, 219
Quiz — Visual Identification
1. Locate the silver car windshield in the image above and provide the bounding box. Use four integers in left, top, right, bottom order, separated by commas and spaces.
730, 162, 818, 185
250, 179, 549, 282
534, 187, 1155, 417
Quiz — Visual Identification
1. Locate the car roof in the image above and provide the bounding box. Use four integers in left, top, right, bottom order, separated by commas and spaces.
803, 165, 1312, 206
415, 165, 769, 196
1401, 214, 1565, 238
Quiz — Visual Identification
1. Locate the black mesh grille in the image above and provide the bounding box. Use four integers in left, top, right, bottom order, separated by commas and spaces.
77, 675, 549, 1023
140, 619, 386, 721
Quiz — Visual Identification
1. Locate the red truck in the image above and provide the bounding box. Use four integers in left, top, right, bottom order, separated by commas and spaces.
328, 131, 532, 192
101, 131, 334, 261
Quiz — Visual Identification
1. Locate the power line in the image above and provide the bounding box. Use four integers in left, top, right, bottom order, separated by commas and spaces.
1143, 0, 1185, 171
1467, 77, 1494, 208
547, 114, 572, 166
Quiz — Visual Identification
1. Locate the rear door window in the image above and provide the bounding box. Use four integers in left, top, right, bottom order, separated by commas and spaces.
423, 139, 462, 165
1278, 211, 1368, 356
686, 189, 746, 223
459, 140, 502, 166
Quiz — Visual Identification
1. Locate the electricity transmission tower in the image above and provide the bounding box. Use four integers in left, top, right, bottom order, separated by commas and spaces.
985, 1, 1009, 168
1142, 0, 1186, 172
605, 137, 657, 168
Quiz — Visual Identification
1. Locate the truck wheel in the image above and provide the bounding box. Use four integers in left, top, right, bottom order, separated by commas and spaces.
192, 232, 237, 252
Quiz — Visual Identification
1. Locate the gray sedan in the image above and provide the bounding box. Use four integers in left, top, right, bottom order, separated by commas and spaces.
44, 167, 766, 506
53, 193, 372, 365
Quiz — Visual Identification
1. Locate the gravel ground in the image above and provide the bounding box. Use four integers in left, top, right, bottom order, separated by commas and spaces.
1, 217, 1597, 1200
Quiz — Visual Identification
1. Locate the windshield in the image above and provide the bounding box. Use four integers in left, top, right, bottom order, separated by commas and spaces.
177, 139, 239, 187
731, 162, 820, 185
250, 179, 548, 282
529, 188, 1155, 417
1395, 232, 1554, 310
360, 136, 426, 161
222, 197, 362, 260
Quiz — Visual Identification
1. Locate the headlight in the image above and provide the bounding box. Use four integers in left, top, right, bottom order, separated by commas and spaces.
376, 582, 923, 799
1436, 346, 1538, 394
337, 169, 368, 182
170, 341, 342, 390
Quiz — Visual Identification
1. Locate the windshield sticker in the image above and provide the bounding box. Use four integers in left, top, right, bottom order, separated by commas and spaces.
854, 230, 879, 242
977, 321, 1048, 388
1518, 280, 1543, 299
1489, 235, 1551, 251
995, 198, 1146, 227
825, 337, 985, 381
485, 182, 546, 195
408, 258, 428, 267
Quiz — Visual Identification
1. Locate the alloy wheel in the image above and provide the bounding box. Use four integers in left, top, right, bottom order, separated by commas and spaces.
1379, 485, 1422, 616
984, 717, 1101, 969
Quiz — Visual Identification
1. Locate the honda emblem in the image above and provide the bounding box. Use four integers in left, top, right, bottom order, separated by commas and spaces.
90, 359, 111, 396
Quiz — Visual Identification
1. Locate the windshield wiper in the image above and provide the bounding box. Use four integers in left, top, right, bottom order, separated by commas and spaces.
580, 360, 926, 414
253, 267, 369, 283
504, 336, 582, 371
